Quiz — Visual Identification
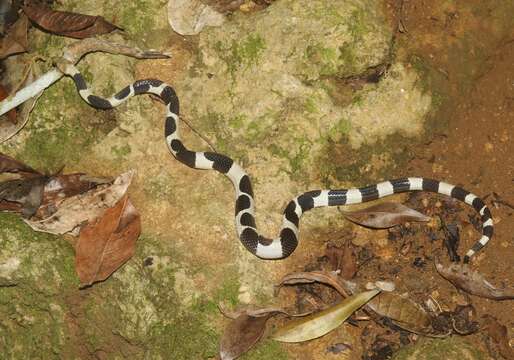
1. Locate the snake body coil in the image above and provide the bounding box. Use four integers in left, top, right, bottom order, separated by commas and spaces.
63, 64, 493, 263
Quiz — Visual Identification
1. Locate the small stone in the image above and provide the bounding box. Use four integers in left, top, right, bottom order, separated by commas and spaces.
238, 285, 252, 303
239, 1, 257, 12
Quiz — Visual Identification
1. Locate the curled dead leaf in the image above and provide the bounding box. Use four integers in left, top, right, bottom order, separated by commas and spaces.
278, 271, 350, 298
340, 279, 442, 336
0, 152, 40, 175
220, 313, 270, 360
435, 261, 514, 300
342, 202, 431, 229
167, 0, 225, 35
0, 15, 28, 59
22, 0, 120, 39
0, 175, 47, 217
0, 0, 19, 34
24, 170, 134, 234
35, 174, 111, 219
368, 292, 433, 335
75, 194, 140, 287
219, 302, 312, 320
482, 315, 514, 359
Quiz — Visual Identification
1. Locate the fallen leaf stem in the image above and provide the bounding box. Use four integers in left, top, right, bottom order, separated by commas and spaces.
0, 38, 170, 116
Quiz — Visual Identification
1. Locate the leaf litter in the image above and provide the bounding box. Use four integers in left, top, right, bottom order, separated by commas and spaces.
167, 0, 225, 35
220, 313, 272, 360
21, 0, 121, 39
435, 260, 514, 300
0, 153, 140, 287
272, 290, 380, 343
75, 194, 140, 287
25, 170, 134, 235
0, 14, 28, 59
341, 202, 431, 229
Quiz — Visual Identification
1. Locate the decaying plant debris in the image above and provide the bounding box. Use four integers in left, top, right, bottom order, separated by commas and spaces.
0, 153, 140, 286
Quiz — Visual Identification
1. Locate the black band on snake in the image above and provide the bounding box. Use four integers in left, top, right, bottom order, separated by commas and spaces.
62, 64, 493, 263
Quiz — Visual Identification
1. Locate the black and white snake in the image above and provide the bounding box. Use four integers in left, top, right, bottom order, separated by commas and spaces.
61, 63, 493, 263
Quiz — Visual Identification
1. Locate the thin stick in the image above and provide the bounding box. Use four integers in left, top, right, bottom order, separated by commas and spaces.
0, 38, 170, 116
181, 114, 218, 153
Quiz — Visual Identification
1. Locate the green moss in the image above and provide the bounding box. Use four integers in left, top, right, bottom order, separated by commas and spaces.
328, 117, 352, 138
216, 272, 240, 307
338, 45, 357, 70
229, 114, 248, 129
117, 0, 165, 39
309, 3, 346, 27
33, 33, 67, 59
13, 78, 107, 172
242, 339, 288, 360
215, 33, 266, 75
269, 136, 311, 181
148, 317, 218, 359
111, 143, 132, 159
347, 7, 371, 39
304, 44, 339, 77
0, 214, 77, 359
304, 98, 318, 114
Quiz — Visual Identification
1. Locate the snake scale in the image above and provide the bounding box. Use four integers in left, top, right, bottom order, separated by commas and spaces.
62, 63, 493, 263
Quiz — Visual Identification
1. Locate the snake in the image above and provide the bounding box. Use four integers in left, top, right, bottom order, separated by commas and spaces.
61, 63, 493, 263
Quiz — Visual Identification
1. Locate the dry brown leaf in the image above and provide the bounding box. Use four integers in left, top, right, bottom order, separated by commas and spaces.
167, 0, 225, 35
340, 279, 437, 336
0, 152, 40, 175
219, 313, 271, 360
204, 0, 244, 13
368, 292, 433, 334
35, 174, 111, 219
436, 261, 514, 300
24, 170, 134, 234
326, 243, 345, 271
22, 0, 120, 39
218, 303, 312, 320
0, 63, 46, 143
0, 176, 47, 217
482, 315, 514, 359
342, 202, 431, 229
0, 1, 19, 34
0, 15, 28, 59
278, 271, 350, 298
341, 243, 357, 279
75, 194, 140, 287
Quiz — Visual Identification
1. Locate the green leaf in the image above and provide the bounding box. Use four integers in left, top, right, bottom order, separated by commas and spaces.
272, 289, 379, 343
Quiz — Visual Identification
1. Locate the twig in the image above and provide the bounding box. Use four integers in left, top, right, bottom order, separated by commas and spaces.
0, 38, 170, 116
180, 114, 218, 153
